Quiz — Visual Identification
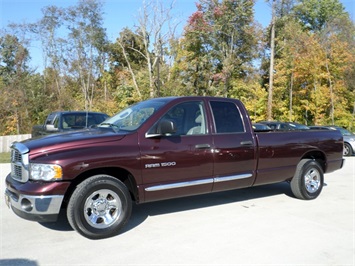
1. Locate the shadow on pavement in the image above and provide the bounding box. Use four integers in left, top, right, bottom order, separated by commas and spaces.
0, 259, 38, 266
39, 209, 73, 232
123, 181, 293, 233
38, 181, 292, 234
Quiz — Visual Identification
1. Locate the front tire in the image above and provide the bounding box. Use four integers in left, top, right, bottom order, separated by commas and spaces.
290, 159, 324, 200
67, 175, 132, 239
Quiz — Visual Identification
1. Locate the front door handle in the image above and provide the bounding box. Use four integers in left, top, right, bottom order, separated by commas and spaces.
240, 140, 253, 146
195, 144, 211, 149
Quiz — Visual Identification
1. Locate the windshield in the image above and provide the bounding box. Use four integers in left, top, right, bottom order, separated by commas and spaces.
99, 98, 169, 131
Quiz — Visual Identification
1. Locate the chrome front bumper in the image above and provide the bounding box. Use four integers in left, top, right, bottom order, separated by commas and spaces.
5, 188, 64, 222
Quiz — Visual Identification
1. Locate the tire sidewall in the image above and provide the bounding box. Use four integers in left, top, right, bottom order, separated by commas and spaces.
291, 159, 324, 200
300, 160, 323, 199
344, 143, 352, 156
68, 175, 132, 239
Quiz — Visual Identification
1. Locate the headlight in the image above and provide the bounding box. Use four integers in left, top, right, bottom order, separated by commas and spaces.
30, 163, 62, 181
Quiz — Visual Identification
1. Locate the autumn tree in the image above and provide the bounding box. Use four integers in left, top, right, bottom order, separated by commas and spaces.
261, 0, 296, 120
136, 0, 178, 98
108, 27, 146, 107
65, 0, 108, 111
31, 5, 68, 110
107, 0, 179, 100
0, 34, 32, 134
170, 19, 214, 96
1, 0, 354, 135
293, 0, 347, 32
181, 0, 259, 97
270, 0, 355, 127
292, 0, 354, 126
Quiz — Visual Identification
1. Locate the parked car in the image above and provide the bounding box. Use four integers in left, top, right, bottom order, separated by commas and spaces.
252, 123, 271, 131
32, 111, 109, 137
309, 125, 355, 156
259, 121, 310, 131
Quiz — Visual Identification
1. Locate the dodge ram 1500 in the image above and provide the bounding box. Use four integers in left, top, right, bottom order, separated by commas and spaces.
5, 96, 344, 239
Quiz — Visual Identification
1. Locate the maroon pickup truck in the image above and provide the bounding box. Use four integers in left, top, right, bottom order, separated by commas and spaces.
5, 96, 344, 239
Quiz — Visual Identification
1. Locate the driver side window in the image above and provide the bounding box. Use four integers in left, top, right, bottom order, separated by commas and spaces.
151, 101, 206, 136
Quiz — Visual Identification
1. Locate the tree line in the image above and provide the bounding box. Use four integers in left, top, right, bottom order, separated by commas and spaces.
0, 0, 354, 135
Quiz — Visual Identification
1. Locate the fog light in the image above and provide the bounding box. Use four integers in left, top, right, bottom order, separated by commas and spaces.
21, 198, 33, 212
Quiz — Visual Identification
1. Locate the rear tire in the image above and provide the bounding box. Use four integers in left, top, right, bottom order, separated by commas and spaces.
291, 159, 324, 200
67, 174, 132, 239
343, 143, 352, 156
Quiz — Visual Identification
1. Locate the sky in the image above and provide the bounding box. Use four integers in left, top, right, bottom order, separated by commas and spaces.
0, 0, 275, 37
1, 0, 353, 37
0, 0, 354, 69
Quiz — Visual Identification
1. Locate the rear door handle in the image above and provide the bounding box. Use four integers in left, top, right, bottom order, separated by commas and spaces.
240, 140, 253, 146
195, 144, 211, 149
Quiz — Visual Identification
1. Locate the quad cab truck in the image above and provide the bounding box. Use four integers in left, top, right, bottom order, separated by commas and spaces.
5, 96, 344, 239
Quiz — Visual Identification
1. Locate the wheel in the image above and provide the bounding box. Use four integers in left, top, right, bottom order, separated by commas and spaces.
290, 159, 324, 200
67, 175, 132, 239
343, 143, 352, 156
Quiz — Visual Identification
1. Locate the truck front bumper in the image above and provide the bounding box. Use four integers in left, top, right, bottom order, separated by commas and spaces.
5, 174, 69, 223
5, 189, 64, 222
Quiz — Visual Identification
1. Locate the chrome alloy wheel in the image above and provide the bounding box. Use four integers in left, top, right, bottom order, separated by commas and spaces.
84, 189, 122, 229
304, 168, 321, 193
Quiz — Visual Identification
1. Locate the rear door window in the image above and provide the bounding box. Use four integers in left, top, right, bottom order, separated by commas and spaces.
210, 101, 244, 133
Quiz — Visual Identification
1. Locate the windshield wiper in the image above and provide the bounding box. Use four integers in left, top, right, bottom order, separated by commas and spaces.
99, 123, 120, 129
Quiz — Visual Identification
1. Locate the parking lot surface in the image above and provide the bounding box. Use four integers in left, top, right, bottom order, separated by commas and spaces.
0, 159, 354, 266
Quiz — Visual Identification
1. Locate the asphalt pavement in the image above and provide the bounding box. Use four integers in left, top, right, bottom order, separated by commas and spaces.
0, 158, 354, 266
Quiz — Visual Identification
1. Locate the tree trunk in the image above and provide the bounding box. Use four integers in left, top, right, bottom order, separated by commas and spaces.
289, 71, 293, 121
267, 0, 276, 121
325, 60, 335, 125
118, 40, 142, 99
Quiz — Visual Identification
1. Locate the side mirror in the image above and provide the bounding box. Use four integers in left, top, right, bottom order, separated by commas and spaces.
146, 119, 176, 138
157, 119, 176, 135
45, 124, 58, 132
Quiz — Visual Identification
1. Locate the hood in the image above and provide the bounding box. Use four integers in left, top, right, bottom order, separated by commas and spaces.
22, 128, 126, 154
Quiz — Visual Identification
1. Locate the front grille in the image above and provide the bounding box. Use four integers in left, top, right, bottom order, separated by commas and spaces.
11, 164, 23, 179
10, 142, 29, 183
12, 149, 22, 163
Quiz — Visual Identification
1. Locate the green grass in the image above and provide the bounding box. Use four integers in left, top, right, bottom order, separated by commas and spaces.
0, 152, 10, 163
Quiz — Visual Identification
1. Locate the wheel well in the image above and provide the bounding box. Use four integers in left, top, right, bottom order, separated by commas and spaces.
344, 141, 352, 148
62, 167, 139, 209
301, 151, 326, 172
